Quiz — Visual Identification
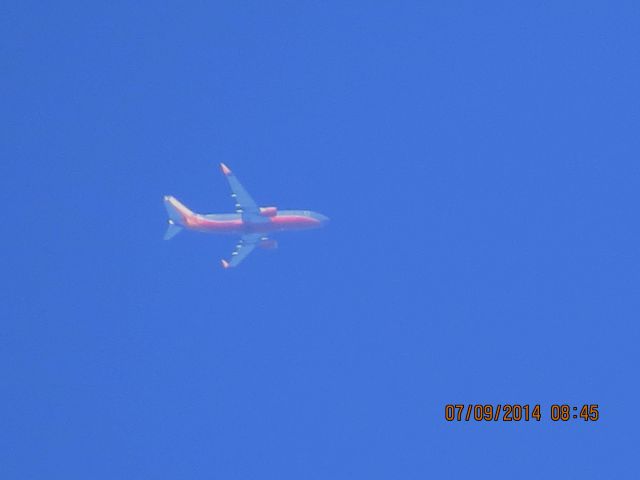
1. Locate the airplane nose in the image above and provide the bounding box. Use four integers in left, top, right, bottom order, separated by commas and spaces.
309, 211, 329, 224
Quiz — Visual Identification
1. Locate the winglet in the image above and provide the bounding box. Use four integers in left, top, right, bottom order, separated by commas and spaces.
221, 259, 230, 269
220, 163, 232, 176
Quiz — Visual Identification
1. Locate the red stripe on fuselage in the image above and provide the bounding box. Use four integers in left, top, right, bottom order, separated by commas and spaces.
270, 215, 320, 229
184, 215, 321, 234
184, 216, 244, 233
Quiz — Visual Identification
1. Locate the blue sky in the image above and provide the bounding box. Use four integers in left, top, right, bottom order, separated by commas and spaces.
2, 1, 639, 478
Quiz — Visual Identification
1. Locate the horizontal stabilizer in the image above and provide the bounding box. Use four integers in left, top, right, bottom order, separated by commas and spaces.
164, 222, 183, 240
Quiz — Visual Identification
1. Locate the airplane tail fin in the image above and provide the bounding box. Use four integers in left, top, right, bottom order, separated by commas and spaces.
163, 195, 194, 240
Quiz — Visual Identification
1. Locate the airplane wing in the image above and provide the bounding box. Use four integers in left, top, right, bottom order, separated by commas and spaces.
219, 163, 265, 221
221, 233, 262, 269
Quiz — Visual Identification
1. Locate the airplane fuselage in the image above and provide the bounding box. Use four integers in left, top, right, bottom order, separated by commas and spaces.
180, 210, 328, 235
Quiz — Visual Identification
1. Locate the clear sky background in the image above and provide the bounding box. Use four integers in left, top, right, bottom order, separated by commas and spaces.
2, 2, 639, 478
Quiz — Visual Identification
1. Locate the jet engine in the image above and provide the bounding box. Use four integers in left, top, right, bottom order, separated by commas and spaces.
259, 238, 278, 249
259, 206, 277, 217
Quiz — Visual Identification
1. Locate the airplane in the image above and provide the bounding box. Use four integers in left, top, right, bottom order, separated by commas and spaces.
163, 163, 329, 268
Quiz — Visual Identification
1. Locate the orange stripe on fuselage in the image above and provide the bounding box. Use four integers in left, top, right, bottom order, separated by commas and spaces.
185, 216, 244, 233
187, 214, 321, 234
270, 215, 320, 229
